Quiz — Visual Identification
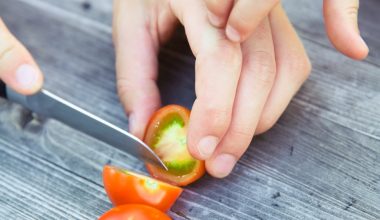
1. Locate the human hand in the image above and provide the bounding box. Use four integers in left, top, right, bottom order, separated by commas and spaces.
0, 19, 43, 95
204, 0, 368, 60
113, 0, 310, 178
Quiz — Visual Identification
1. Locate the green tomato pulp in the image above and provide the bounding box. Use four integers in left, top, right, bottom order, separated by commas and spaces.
152, 114, 196, 175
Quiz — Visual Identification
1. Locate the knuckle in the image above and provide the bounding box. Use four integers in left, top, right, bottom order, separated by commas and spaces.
229, 123, 254, 140
0, 23, 17, 62
283, 53, 312, 84
345, 5, 359, 18
213, 39, 241, 61
202, 103, 231, 129
243, 50, 276, 87
116, 78, 132, 93
0, 41, 16, 63
196, 40, 241, 74
217, 43, 242, 68
297, 56, 312, 82
116, 78, 134, 103
256, 114, 277, 134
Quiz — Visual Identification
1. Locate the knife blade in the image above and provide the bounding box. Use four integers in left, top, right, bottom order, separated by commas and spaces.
0, 82, 167, 170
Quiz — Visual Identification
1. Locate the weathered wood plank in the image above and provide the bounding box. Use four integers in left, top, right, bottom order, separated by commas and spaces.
0, 0, 379, 219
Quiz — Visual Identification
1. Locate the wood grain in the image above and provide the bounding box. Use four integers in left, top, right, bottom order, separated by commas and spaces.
0, 0, 379, 219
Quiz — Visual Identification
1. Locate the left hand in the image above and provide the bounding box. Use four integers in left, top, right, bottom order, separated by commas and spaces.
0, 19, 44, 95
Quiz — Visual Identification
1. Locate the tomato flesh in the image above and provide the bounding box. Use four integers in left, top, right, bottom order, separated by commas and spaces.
152, 115, 195, 175
103, 165, 182, 212
144, 105, 205, 186
99, 204, 171, 220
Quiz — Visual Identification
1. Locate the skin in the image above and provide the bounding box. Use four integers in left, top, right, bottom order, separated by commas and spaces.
204, 0, 368, 60
0, 19, 43, 95
1, 0, 369, 178
113, 0, 368, 178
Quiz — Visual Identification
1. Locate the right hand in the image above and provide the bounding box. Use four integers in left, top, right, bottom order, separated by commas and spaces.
113, 0, 311, 178
0, 18, 43, 95
113, 0, 369, 178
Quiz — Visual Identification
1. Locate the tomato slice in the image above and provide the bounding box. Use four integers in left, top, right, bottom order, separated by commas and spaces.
103, 165, 182, 212
144, 105, 206, 186
99, 204, 171, 220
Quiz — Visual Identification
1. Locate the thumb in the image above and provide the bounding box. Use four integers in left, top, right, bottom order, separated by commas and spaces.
0, 19, 43, 95
323, 0, 369, 60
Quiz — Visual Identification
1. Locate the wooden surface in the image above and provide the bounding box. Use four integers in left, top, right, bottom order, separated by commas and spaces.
0, 0, 379, 219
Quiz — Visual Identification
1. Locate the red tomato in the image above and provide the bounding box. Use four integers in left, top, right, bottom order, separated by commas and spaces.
99, 204, 171, 220
144, 105, 206, 186
103, 165, 182, 212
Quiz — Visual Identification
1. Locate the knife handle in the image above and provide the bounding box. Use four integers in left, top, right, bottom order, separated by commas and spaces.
0, 80, 6, 98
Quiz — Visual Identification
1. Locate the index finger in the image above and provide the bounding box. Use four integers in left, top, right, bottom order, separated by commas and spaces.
170, 0, 242, 160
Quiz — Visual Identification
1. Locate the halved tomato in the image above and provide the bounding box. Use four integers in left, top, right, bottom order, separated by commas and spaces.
99, 204, 171, 220
103, 165, 182, 212
144, 105, 205, 186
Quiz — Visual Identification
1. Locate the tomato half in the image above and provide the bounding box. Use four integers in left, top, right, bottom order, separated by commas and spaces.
103, 165, 182, 212
99, 204, 171, 220
144, 105, 205, 186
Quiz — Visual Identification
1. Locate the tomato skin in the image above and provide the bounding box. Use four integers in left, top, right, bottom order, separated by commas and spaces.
103, 165, 182, 212
146, 162, 205, 186
99, 204, 171, 220
144, 105, 206, 186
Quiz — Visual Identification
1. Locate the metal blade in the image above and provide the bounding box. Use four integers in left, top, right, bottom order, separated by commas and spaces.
6, 87, 167, 170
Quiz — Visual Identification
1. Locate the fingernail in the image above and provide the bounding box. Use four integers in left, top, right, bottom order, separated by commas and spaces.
212, 153, 236, 178
208, 12, 224, 27
16, 64, 38, 89
197, 136, 219, 159
226, 25, 240, 42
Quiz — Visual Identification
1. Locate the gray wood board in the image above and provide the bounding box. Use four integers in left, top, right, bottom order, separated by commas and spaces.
0, 0, 379, 219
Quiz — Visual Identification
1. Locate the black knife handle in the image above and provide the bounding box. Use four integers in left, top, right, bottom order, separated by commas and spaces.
0, 80, 6, 98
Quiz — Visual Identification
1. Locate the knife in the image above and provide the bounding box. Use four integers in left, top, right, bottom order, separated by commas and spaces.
0, 81, 167, 170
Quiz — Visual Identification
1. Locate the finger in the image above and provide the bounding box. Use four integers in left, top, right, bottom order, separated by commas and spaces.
226, 0, 279, 42
113, 0, 176, 139
324, 0, 368, 60
170, 0, 242, 160
207, 18, 276, 178
0, 19, 43, 95
204, 0, 234, 27
255, 5, 311, 134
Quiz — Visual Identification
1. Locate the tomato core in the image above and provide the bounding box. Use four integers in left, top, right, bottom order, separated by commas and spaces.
150, 113, 196, 175
144, 105, 206, 186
